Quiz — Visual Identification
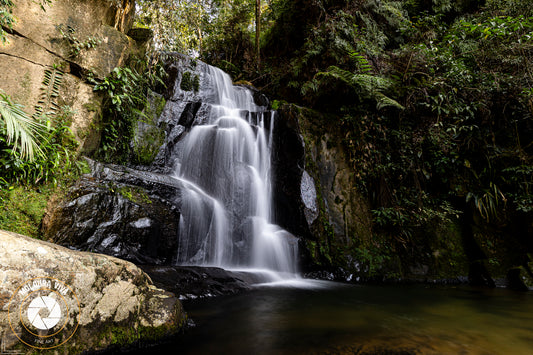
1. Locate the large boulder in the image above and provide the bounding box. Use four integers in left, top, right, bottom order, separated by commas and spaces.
0, 230, 186, 354
43, 160, 183, 265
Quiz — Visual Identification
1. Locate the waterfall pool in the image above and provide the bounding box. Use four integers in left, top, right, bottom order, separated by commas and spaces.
132, 283, 533, 354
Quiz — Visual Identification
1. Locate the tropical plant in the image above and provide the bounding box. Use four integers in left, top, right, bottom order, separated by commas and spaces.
0, 0, 15, 44
91, 55, 167, 162
314, 66, 405, 110
0, 90, 44, 161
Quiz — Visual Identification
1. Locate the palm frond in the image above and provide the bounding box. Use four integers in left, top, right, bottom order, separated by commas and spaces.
0, 90, 45, 161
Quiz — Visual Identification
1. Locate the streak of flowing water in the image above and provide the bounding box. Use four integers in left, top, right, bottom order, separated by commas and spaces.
172, 64, 298, 277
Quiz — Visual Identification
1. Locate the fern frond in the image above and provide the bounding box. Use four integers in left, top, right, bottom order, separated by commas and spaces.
375, 92, 405, 110
351, 74, 393, 91
34, 67, 64, 119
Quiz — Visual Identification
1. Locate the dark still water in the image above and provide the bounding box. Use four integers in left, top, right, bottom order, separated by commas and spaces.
141, 281, 533, 354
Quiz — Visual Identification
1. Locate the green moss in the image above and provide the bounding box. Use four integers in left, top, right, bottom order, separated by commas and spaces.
133, 125, 165, 165
78, 159, 92, 174
192, 74, 200, 92
154, 95, 166, 117
431, 220, 469, 278
138, 323, 177, 342
180, 71, 200, 92
117, 186, 152, 205
83, 100, 102, 113
110, 327, 137, 346
0, 186, 52, 238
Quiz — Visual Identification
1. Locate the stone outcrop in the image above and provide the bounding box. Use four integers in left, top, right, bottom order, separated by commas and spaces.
0, 229, 186, 354
0, 0, 142, 153
275, 104, 477, 284
43, 160, 183, 265
274, 104, 373, 269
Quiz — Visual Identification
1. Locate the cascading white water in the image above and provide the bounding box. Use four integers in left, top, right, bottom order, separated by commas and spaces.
172, 64, 298, 276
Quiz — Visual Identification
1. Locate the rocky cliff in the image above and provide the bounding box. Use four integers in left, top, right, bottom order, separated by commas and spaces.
0, 0, 145, 153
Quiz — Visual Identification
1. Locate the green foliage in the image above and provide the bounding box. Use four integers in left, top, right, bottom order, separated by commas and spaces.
34, 66, 63, 118
92, 66, 144, 161
56, 24, 101, 59
0, 102, 85, 239
180, 71, 200, 92
352, 243, 395, 278
0, 90, 45, 161
135, 0, 213, 54
314, 65, 404, 110
0, 105, 80, 186
0, 0, 15, 44
91, 56, 167, 163
117, 186, 152, 205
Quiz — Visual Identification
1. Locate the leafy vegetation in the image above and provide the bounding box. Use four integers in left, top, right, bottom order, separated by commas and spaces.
0, 90, 44, 161
0, 96, 88, 238
90, 56, 167, 163
56, 24, 101, 59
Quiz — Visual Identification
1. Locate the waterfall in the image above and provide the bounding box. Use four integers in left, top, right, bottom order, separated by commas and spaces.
169, 62, 298, 276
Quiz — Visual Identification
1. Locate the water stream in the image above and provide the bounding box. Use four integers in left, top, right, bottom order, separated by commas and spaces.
170, 63, 298, 276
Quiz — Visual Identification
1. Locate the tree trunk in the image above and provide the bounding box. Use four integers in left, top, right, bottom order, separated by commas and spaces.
255, 0, 261, 69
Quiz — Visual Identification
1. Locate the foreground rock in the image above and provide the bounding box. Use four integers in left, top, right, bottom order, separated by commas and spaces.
0, 230, 186, 354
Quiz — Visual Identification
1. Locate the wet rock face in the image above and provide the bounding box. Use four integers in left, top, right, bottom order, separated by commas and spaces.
0, 230, 185, 354
270, 105, 310, 239
43, 161, 183, 265
140, 266, 254, 300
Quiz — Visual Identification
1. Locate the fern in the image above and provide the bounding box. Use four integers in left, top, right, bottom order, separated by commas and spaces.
34, 67, 64, 118
349, 51, 373, 73
316, 66, 403, 110
375, 92, 405, 110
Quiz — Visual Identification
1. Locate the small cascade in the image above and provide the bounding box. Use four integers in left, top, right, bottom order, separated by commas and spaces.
169, 62, 298, 276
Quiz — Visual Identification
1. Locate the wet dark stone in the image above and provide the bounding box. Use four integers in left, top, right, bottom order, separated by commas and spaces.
253, 91, 269, 107
140, 266, 265, 299
43, 160, 183, 265
506, 268, 529, 291
178, 102, 202, 128
271, 106, 310, 240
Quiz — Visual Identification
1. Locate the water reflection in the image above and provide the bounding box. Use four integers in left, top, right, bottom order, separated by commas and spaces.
134, 285, 533, 354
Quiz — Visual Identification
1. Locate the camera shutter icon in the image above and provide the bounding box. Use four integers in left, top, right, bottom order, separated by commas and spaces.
27, 296, 62, 330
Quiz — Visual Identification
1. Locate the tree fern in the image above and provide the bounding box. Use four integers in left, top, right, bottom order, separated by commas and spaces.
0, 90, 45, 161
